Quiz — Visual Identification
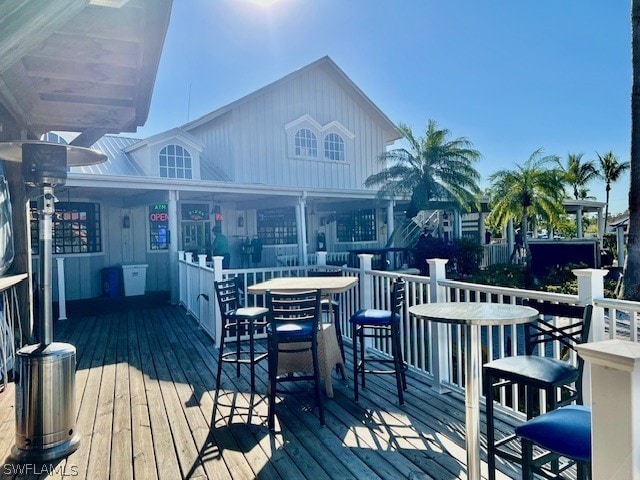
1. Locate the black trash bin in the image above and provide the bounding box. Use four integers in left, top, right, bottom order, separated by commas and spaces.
101, 267, 120, 298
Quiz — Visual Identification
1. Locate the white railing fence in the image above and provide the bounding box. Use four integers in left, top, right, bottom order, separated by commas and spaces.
480, 242, 511, 268
178, 252, 640, 414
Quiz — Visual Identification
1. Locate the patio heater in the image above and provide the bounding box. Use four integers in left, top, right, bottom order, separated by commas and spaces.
0, 141, 106, 462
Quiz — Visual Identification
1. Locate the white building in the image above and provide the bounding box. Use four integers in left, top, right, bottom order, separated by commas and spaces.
46, 57, 403, 301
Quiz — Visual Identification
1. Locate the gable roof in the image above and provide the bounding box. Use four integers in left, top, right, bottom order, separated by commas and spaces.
181, 56, 401, 144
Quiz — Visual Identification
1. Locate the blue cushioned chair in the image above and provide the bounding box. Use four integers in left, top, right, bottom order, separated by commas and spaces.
214, 277, 268, 393
266, 289, 324, 430
349, 278, 407, 405
515, 405, 591, 479
483, 301, 593, 480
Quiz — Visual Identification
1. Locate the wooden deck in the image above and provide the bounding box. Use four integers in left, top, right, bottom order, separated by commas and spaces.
0, 296, 524, 480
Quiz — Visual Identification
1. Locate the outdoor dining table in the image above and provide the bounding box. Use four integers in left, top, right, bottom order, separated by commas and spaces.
248, 275, 358, 398
408, 302, 538, 480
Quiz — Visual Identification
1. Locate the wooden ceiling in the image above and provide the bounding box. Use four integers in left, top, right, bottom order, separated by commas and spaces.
0, 0, 173, 147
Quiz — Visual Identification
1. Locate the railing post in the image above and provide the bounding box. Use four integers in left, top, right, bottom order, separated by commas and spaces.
212, 256, 224, 348
317, 251, 327, 266
178, 251, 185, 305
576, 340, 640, 480
55, 257, 67, 321
358, 254, 373, 309
427, 258, 451, 391
197, 254, 207, 329
574, 268, 608, 407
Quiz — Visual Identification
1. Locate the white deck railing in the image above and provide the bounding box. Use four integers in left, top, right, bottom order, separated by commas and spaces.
178, 252, 633, 414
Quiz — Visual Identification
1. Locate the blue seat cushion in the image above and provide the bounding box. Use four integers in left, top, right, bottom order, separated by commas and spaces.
484, 355, 579, 387
515, 405, 591, 462
349, 309, 400, 326
268, 322, 315, 342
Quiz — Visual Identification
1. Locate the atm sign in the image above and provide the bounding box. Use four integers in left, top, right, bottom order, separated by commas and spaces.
149, 204, 169, 223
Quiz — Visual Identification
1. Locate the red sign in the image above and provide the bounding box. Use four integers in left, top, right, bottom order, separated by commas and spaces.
150, 213, 169, 222
214, 213, 224, 221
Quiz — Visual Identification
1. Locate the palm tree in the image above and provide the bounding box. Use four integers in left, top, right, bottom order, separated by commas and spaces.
623, 0, 640, 299
365, 120, 481, 216
561, 153, 599, 199
487, 149, 566, 263
597, 151, 630, 229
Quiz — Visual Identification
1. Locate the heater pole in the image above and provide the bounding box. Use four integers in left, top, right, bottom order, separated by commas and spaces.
38, 186, 54, 346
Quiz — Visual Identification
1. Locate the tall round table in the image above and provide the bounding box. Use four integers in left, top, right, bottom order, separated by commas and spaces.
408, 302, 538, 480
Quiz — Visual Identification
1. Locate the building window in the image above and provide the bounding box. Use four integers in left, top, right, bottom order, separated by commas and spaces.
336, 209, 376, 242
30, 202, 101, 254
159, 144, 192, 179
294, 129, 317, 157
149, 204, 169, 250
257, 207, 297, 245
324, 133, 345, 161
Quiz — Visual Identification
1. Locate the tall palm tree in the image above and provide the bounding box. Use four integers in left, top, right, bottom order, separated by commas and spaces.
623, 0, 640, 299
561, 152, 599, 199
365, 120, 481, 216
487, 149, 566, 263
597, 151, 630, 229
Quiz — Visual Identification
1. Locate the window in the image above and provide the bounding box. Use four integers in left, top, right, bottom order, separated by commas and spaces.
257, 207, 297, 245
294, 129, 317, 157
324, 133, 345, 161
30, 202, 101, 254
336, 209, 376, 242
159, 144, 192, 179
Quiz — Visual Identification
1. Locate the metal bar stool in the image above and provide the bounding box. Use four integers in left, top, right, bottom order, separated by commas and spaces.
266, 289, 324, 430
515, 405, 591, 479
483, 301, 593, 479
213, 277, 268, 393
349, 278, 407, 405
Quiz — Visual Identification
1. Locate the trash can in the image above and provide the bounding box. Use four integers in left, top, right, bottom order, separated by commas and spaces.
121, 264, 148, 297
101, 267, 120, 298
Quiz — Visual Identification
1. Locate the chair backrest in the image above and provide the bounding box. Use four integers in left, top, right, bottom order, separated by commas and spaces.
522, 300, 593, 361
391, 278, 406, 317
214, 277, 240, 317
266, 290, 322, 342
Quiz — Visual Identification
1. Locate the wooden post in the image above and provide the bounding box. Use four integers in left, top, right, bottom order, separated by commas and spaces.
358, 254, 373, 310
576, 340, 640, 480
428, 258, 451, 391
212, 256, 224, 348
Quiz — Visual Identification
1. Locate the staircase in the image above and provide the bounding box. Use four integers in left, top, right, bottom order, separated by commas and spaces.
392, 210, 440, 248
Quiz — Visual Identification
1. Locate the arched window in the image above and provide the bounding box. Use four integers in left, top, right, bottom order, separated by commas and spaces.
294, 129, 317, 157
324, 133, 345, 161
159, 144, 192, 179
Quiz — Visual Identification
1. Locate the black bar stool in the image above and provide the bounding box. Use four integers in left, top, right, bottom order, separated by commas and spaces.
213, 277, 268, 393
349, 278, 407, 405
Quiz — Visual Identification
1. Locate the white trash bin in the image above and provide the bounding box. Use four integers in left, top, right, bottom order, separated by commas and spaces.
121, 264, 148, 296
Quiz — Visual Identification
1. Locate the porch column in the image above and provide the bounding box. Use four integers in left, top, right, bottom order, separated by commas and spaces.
617, 225, 626, 267
168, 190, 179, 305
575, 340, 640, 480
574, 268, 608, 407
576, 206, 583, 239
296, 194, 308, 266
597, 206, 604, 244
386, 200, 395, 246
507, 218, 514, 255
428, 258, 451, 392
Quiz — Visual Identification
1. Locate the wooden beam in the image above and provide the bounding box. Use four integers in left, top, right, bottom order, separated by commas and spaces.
71, 128, 108, 148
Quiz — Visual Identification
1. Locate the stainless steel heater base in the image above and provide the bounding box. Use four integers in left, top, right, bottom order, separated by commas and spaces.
10, 342, 80, 462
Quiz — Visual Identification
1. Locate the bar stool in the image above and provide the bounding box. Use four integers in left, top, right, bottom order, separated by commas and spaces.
213, 277, 268, 393
266, 289, 324, 430
515, 405, 591, 479
483, 301, 593, 479
349, 278, 407, 405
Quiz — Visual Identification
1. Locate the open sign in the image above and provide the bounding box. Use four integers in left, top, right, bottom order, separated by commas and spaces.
149, 213, 169, 222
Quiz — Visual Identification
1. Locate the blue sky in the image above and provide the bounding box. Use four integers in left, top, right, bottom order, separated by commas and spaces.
137, 0, 631, 215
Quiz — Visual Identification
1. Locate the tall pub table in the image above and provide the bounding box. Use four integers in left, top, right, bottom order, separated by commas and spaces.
248, 276, 358, 398
408, 302, 538, 480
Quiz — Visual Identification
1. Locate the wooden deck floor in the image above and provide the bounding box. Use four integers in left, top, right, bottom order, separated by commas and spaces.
0, 296, 524, 480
